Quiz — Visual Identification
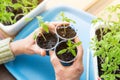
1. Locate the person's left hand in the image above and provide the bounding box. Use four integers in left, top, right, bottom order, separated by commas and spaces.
10, 22, 69, 56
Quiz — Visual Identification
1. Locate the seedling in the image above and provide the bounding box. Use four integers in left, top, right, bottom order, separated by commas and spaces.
91, 4, 120, 80
58, 11, 76, 35
36, 16, 49, 41
57, 40, 81, 57
0, 0, 38, 25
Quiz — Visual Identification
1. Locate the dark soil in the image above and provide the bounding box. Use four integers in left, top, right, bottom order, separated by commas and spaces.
95, 28, 111, 41
12, 0, 18, 3
5, 6, 23, 25
56, 41, 77, 61
96, 28, 120, 80
36, 32, 58, 49
3, 0, 43, 25
97, 57, 104, 77
57, 26, 76, 39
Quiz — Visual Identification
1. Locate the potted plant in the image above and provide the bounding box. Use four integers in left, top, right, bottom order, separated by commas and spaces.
90, 4, 120, 80
55, 39, 81, 66
0, 0, 48, 36
55, 11, 77, 40
34, 16, 59, 52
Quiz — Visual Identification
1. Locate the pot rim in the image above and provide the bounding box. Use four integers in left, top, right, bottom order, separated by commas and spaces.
55, 25, 77, 40
36, 31, 59, 51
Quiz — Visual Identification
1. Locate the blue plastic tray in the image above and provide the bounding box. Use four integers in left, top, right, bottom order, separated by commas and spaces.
5, 6, 95, 80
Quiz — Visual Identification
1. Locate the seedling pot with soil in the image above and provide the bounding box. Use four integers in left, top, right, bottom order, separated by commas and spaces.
55, 40, 81, 66
0, 0, 48, 36
35, 16, 59, 55
55, 25, 77, 40
56, 11, 77, 40
36, 31, 59, 51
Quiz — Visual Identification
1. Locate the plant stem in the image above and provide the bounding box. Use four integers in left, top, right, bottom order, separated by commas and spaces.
40, 32, 47, 41
63, 23, 66, 36
14, 13, 25, 21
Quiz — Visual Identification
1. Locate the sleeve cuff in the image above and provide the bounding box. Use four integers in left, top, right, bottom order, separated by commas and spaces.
0, 38, 15, 64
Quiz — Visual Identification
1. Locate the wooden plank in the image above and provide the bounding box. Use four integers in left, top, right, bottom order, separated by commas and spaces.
83, 0, 99, 11
0, 64, 16, 80
86, 0, 114, 16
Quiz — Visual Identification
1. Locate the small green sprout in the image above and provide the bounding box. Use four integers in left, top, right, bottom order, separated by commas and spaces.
37, 16, 49, 33
57, 40, 81, 57
59, 11, 76, 24
58, 11, 76, 35
36, 16, 49, 41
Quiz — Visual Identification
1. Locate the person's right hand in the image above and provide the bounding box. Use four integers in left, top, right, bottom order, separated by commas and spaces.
49, 37, 84, 80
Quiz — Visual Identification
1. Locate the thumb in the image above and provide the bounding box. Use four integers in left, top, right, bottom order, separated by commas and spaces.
49, 51, 63, 68
33, 44, 46, 56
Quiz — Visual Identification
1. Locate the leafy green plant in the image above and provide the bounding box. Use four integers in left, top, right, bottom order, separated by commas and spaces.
91, 4, 120, 80
35, 16, 49, 41
57, 11, 76, 34
0, 0, 39, 25
57, 40, 81, 57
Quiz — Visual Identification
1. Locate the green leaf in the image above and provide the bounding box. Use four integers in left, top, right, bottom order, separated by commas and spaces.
37, 16, 43, 26
74, 42, 81, 46
12, 3, 23, 10
57, 49, 67, 55
70, 49, 76, 57
25, 18, 33, 22
67, 40, 73, 47
92, 18, 103, 24
41, 23, 49, 33
37, 16, 49, 33
72, 41, 81, 49
115, 74, 120, 78
33, 32, 37, 40
58, 11, 76, 24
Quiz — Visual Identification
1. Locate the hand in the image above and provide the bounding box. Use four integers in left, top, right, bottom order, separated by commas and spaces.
49, 37, 84, 80
98, 77, 101, 80
10, 22, 69, 56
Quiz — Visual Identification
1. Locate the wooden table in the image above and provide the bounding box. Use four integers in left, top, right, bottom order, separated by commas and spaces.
0, 65, 16, 80
0, 0, 116, 80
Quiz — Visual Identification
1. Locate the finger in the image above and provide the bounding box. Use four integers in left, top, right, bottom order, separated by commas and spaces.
33, 44, 46, 56
46, 23, 56, 33
98, 77, 101, 80
74, 37, 83, 63
40, 49, 46, 56
49, 50, 63, 68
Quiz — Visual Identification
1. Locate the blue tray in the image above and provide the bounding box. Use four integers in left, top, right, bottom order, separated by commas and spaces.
5, 6, 95, 80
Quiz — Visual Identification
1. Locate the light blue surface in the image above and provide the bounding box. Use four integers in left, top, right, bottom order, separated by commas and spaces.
5, 6, 95, 80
